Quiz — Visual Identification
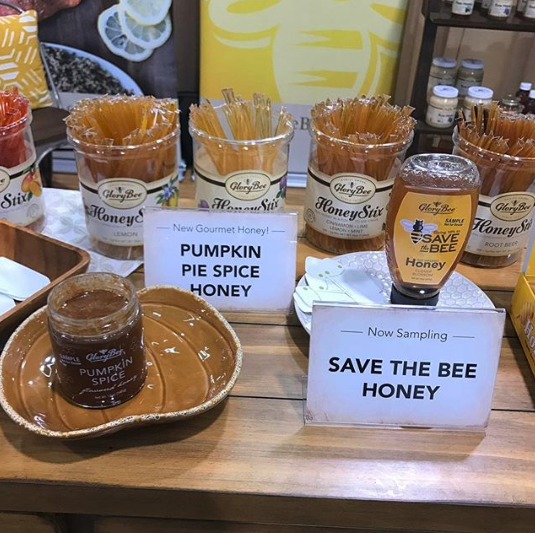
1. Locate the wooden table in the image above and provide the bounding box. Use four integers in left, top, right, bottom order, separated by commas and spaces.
1, 183, 534, 533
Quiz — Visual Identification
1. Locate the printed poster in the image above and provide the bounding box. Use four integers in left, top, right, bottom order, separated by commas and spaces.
200, 0, 408, 178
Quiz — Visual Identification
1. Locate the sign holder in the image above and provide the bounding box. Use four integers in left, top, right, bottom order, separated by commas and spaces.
305, 302, 505, 431
143, 207, 298, 312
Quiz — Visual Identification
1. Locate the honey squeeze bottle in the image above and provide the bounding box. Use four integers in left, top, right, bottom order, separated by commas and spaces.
385, 154, 480, 305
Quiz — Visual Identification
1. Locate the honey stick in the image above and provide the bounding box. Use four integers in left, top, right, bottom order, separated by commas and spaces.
455, 102, 535, 267
65, 95, 180, 260
189, 88, 293, 212
304, 95, 415, 254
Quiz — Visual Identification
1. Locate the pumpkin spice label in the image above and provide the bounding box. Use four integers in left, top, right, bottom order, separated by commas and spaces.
0, 154, 44, 226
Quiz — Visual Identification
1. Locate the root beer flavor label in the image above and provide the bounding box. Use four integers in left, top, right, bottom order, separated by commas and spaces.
194, 166, 287, 212
393, 192, 473, 286
304, 166, 393, 239
466, 192, 535, 257
0, 155, 44, 226
79, 173, 179, 247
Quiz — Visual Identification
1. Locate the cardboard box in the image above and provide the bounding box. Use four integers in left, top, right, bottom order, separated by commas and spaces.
511, 230, 535, 377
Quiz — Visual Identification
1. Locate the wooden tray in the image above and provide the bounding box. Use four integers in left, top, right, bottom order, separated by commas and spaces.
0, 286, 242, 439
0, 220, 90, 335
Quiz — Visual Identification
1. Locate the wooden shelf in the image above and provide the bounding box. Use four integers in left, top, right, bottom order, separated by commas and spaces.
424, 0, 535, 32
415, 119, 455, 136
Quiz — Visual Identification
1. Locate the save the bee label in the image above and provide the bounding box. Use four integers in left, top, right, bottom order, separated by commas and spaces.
143, 208, 298, 311
0, 155, 44, 226
393, 193, 473, 286
306, 303, 505, 430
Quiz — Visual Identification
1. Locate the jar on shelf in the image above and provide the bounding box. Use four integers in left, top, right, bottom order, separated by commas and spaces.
480, 0, 492, 11
524, 0, 535, 20
427, 57, 457, 101
499, 95, 522, 114
517, 0, 528, 15
426, 85, 459, 128
452, 0, 475, 15
462, 86, 494, 120
487, 0, 514, 19
456, 58, 484, 98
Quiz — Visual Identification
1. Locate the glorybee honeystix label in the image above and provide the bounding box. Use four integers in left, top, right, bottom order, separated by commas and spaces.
393, 193, 473, 286
0, 155, 43, 226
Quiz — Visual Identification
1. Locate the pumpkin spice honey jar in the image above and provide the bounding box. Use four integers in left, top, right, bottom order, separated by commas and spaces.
304, 95, 415, 254
47, 273, 146, 409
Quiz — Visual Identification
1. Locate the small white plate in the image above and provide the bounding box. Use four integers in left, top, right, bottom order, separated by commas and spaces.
293, 251, 494, 334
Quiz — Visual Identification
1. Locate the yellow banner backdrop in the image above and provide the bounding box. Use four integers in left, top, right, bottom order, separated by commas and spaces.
200, 0, 408, 175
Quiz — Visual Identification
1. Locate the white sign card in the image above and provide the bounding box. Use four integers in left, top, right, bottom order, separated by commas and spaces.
306, 303, 505, 430
143, 208, 298, 312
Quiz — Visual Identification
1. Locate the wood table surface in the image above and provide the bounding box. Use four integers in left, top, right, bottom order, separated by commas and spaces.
1, 181, 534, 533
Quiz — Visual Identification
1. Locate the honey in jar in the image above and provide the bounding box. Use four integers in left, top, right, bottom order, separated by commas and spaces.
47, 273, 146, 408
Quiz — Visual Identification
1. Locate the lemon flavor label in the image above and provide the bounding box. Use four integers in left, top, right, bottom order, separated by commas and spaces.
466, 192, 535, 257
194, 166, 286, 212
305, 166, 393, 240
394, 193, 473, 286
0, 154, 43, 226
79, 173, 178, 246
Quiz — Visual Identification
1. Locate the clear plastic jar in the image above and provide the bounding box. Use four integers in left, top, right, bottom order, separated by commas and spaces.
0, 105, 44, 231
48, 273, 146, 408
462, 86, 494, 120
453, 129, 535, 267
427, 57, 457, 100
190, 105, 294, 212
452, 0, 475, 15
456, 59, 484, 98
304, 126, 413, 254
499, 95, 522, 114
68, 126, 180, 260
426, 85, 459, 128
488, 0, 514, 19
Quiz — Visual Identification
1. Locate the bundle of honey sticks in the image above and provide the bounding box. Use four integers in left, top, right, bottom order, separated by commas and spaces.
458, 102, 535, 196
66, 95, 179, 182
307, 95, 415, 254
311, 95, 415, 181
0, 87, 30, 168
189, 88, 292, 175
457, 102, 535, 267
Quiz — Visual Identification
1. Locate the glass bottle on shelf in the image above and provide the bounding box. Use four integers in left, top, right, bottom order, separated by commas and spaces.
456, 59, 484, 98
487, 0, 514, 20
426, 86, 459, 129
499, 95, 522, 114
524, 0, 535, 19
525, 89, 535, 114
516, 82, 532, 111
427, 57, 457, 101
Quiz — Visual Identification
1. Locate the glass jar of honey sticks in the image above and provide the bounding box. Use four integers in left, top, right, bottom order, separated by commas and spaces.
304, 96, 415, 254
66, 96, 180, 260
0, 89, 44, 230
454, 104, 535, 267
190, 89, 293, 212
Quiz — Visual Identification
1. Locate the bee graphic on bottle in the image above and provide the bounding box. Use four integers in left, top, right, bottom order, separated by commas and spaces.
400, 219, 438, 244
